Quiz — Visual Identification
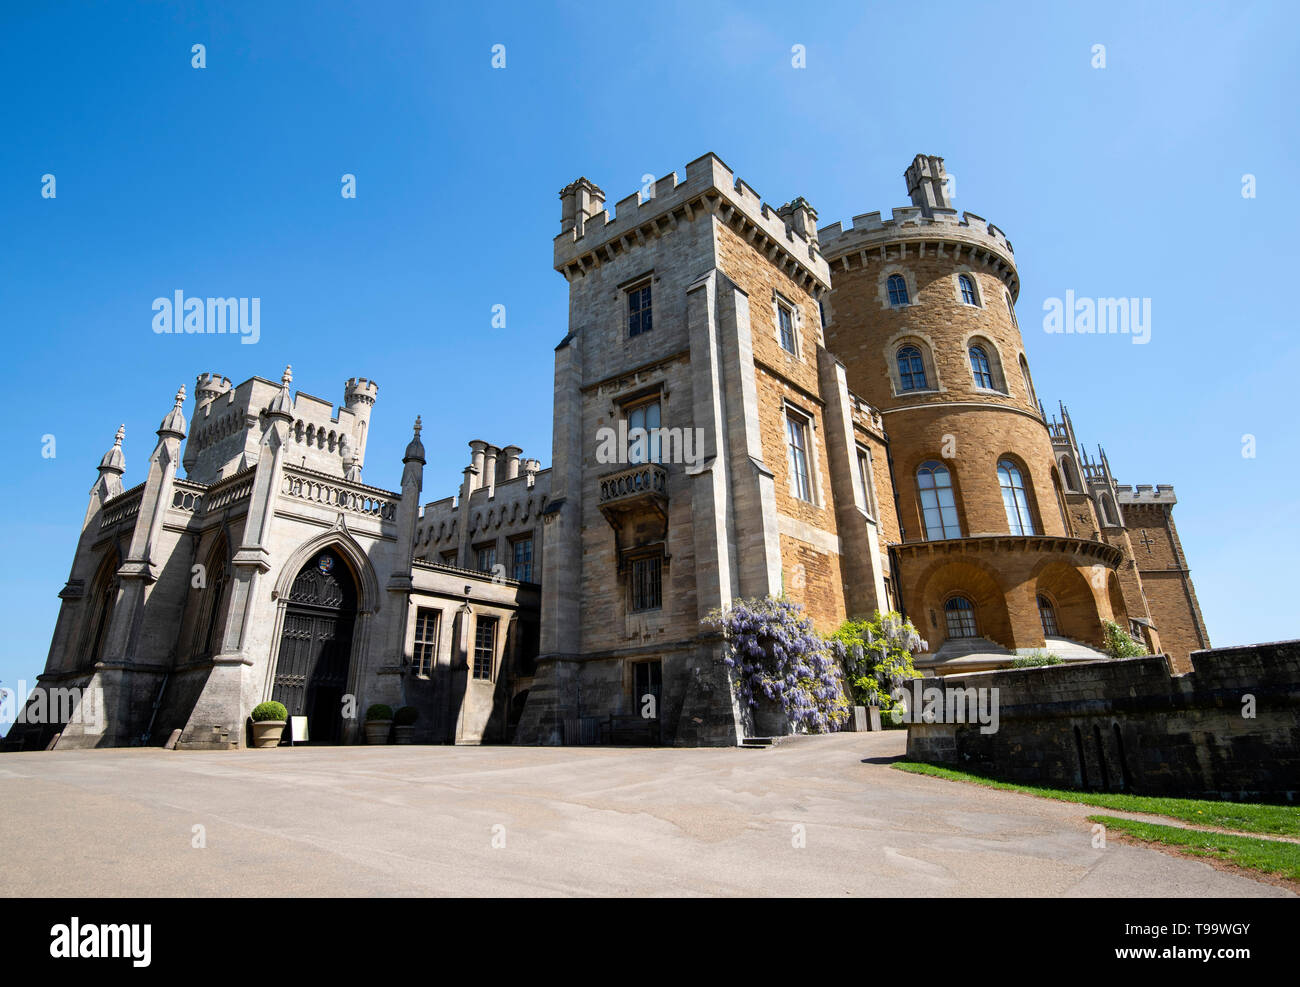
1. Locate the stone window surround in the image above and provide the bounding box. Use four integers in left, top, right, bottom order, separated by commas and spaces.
623, 656, 663, 710
878, 263, 919, 310
942, 593, 981, 638
617, 269, 657, 338
961, 330, 1010, 395
472, 612, 501, 682
1018, 352, 1038, 408
996, 451, 1041, 536
770, 288, 804, 361
854, 442, 879, 520
410, 605, 441, 678
911, 454, 967, 539
781, 399, 825, 507
1057, 452, 1083, 494
883, 329, 945, 397
623, 543, 667, 614
953, 268, 984, 308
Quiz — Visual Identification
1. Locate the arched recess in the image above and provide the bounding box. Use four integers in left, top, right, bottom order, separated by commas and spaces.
263, 521, 382, 742
912, 558, 1013, 650
1059, 454, 1082, 493
78, 546, 122, 671
192, 530, 233, 660
1032, 560, 1105, 646
1106, 570, 1129, 628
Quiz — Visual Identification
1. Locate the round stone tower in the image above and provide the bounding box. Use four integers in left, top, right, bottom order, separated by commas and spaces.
819, 155, 1126, 669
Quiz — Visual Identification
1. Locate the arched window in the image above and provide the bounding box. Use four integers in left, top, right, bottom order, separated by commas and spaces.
945, 596, 978, 638
1037, 595, 1059, 636
1060, 455, 1081, 492
1019, 355, 1037, 406
897, 345, 928, 392
83, 550, 120, 670
998, 459, 1036, 535
1099, 494, 1119, 527
959, 274, 977, 305
1006, 293, 1018, 328
917, 461, 962, 539
887, 274, 909, 306
969, 346, 994, 389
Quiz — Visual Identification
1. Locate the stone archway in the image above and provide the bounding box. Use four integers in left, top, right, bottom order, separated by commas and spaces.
1034, 561, 1105, 647
271, 548, 359, 743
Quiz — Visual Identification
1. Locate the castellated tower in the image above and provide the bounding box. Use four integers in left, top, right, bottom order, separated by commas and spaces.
514, 153, 896, 745
820, 154, 1129, 669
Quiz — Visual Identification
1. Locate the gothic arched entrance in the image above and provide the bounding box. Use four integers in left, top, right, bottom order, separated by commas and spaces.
271, 548, 358, 743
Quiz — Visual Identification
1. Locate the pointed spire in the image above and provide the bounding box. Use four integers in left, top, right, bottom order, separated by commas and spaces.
158, 384, 188, 437
98, 424, 126, 474
404, 415, 426, 464
268, 364, 295, 419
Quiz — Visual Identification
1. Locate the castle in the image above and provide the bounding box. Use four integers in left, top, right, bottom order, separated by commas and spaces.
10, 154, 1209, 750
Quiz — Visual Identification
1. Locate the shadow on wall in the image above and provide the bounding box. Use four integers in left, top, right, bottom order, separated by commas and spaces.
905, 640, 1300, 802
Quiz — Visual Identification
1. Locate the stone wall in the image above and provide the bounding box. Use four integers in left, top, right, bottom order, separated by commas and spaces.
905, 640, 1300, 800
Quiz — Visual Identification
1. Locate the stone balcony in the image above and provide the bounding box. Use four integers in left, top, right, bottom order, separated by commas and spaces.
598, 463, 669, 528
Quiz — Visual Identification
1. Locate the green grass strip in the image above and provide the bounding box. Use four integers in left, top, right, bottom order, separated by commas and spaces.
891, 761, 1300, 837
1089, 815, 1300, 882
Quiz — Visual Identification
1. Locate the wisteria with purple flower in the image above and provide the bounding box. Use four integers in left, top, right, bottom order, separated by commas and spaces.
703, 596, 850, 733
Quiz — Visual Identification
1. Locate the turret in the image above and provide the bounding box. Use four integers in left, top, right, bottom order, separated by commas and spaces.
904, 153, 952, 213
559, 177, 606, 238
344, 376, 379, 465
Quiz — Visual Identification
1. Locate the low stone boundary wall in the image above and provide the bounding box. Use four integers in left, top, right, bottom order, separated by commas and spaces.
904, 640, 1300, 801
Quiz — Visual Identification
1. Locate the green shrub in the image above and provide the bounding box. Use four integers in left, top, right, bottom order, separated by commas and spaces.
365, 703, 394, 722
251, 700, 287, 722
394, 705, 419, 726
1011, 652, 1063, 668
829, 610, 925, 714
1102, 620, 1148, 660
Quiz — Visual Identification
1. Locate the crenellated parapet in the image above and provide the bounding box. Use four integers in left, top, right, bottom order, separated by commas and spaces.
555, 152, 831, 295
819, 205, 1018, 299
1116, 484, 1177, 506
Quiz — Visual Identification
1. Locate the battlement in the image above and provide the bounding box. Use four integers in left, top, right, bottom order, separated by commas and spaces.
818, 205, 1015, 263
195, 373, 232, 405
555, 151, 830, 292
345, 377, 379, 406
1116, 484, 1177, 506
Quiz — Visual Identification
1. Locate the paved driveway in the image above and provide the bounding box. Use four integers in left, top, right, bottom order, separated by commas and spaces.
0, 732, 1289, 897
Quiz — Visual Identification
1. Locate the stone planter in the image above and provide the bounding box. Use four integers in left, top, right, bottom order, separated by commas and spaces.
364, 719, 392, 745
394, 724, 416, 744
251, 720, 286, 748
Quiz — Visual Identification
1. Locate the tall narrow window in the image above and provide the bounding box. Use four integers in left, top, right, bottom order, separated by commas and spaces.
786, 410, 813, 502
627, 281, 653, 337
959, 274, 977, 305
887, 274, 910, 306
1006, 293, 1018, 328
511, 537, 533, 582
917, 461, 961, 539
945, 597, 978, 638
1019, 355, 1037, 406
413, 608, 440, 676
627, 400, 661, 464
473, 616, 498, 680
777, 302, 797, 354
629, 554, 663, 612
969, 346, 994, 389
632, 660, 663, 715
856, 446, 877, 518
475, 543, 497, 574
897, 345, 928, 392
1037, 596, 1059, 637
998, 459, 1036, 535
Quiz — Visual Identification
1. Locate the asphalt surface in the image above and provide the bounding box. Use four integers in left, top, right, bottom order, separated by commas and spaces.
0, 732, 1290, 897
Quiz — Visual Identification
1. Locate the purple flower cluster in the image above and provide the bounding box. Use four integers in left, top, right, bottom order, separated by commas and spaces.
703, 597, 850, 733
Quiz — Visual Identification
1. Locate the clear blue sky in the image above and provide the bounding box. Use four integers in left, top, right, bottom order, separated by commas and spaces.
2, 1, 1297, 716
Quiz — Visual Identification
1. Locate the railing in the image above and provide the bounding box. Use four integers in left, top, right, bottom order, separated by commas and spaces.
598, 464, 668, 506
171, 479, 206, 514
282, 467, 397, 521
204, 468, 256, 513
100, 484, 145, 529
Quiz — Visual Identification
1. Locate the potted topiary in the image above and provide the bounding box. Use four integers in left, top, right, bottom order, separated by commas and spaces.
393, 706, 419, 744
364, 703, 393, 745
250, 701, 288, 748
